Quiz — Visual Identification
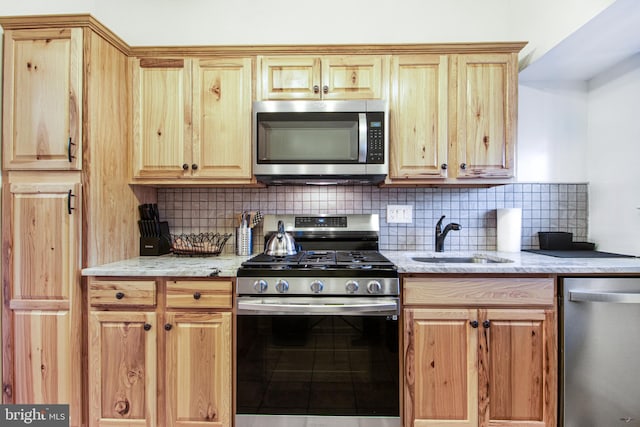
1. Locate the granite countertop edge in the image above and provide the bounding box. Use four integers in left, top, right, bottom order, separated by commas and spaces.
81, 251, 640, 278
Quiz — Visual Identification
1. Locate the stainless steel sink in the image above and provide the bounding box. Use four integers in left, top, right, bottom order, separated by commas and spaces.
411, 256, 513, 264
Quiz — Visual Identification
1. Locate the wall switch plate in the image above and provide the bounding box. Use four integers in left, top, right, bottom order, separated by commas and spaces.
387, 205, 413, 224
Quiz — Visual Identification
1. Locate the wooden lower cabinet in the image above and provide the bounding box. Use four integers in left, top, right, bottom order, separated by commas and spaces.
89, 311, 158, 426
165, 312, 232, 427
87, 278, 233, 427
403, 277, 557, 427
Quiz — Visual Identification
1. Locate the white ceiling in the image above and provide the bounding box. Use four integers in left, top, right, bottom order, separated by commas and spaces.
519, 0, 640, 82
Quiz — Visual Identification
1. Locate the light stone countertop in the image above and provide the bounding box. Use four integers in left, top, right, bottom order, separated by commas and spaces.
81, 254, 250, 277
382, 250, 640, 275
82, 250, 640, 278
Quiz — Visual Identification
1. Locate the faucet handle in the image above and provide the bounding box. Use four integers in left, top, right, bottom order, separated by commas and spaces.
436, 215, 446, 230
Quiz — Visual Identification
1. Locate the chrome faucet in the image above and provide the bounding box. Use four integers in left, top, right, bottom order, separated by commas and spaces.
435, 215, 461, 252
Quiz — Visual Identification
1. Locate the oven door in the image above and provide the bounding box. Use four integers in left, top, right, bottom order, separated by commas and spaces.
236, 296, 400, 427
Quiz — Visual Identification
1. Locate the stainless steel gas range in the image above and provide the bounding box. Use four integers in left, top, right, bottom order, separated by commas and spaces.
235, 214, 400, 427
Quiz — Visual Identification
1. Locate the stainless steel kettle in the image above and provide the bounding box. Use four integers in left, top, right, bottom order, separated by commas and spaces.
264, 220, 297, 256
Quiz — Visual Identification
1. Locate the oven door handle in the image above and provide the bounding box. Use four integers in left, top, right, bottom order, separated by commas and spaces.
237, 297, 399, 316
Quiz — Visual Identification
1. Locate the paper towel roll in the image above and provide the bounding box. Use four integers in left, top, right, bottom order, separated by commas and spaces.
497, 208, 522, 252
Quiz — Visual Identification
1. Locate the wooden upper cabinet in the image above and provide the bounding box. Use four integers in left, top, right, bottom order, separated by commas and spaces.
192, 58, 253, 180
389, 55, 449, 180
2, 28, 83, 170
259, 55, 386, 100
132, 58, 192, 179
132, 57, 253, 182
455, 53, 517, 179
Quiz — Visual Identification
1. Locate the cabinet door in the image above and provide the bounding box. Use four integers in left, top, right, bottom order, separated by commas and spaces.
2, 173, 82, 423
404, 308, 478, 427
5, 175, 81, 300
322, 55, 386, 100
192, 58, 253, 180
389, 55, 448, 180
88, 311, 157, 427
2, 28, 82, 170
11, 310, 77, 411
479, 309, 556, 427
259, 56, 321, 99
455, 53, 517, 178
132, 58, 193, 178
165, 312, 232, 427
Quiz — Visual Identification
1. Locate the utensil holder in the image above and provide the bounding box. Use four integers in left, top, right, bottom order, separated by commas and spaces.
236, 227, 252, 256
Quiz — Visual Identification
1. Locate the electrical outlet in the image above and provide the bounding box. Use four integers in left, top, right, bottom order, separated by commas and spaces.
387, 205, 413, 224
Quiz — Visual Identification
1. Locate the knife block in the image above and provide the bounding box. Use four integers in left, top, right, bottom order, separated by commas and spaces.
140, 236, 171, 256
140, 222, 171, 256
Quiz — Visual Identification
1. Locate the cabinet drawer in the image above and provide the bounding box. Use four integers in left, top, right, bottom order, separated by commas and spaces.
403, 277, 554, 306
89, 278, 157, 307
166, 280, 233, 309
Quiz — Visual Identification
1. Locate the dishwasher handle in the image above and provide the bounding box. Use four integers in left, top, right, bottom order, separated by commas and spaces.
569, 290, 640, 304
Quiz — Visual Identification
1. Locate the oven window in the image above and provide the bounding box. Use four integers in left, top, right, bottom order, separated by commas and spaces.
237, 315, 399, 416
257, 113, 359, 163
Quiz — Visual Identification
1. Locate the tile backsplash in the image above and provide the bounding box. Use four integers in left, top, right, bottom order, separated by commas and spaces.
158, 183, 588, 254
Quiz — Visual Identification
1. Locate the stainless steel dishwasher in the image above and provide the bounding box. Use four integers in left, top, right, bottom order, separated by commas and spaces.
561, 277, 640, 426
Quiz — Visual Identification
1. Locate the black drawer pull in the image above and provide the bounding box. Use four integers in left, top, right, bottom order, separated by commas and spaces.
164, 323, 172, 331
193, 292, 201, 300
115, 292, 125, 300
143, 323, 152, 331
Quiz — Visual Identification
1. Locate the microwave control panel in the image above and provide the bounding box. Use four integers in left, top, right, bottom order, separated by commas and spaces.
366, 112, 385, 163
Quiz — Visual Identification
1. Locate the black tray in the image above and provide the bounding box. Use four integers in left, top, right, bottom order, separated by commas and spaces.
524, 249, 636, 258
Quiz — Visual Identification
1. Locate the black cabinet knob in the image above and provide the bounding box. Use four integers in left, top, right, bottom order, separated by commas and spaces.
441, 163, 448, 170
182, 163, 189, 170
164, 323, 172, 331
191, 163, 198, 170
115, 292, 125, 300
483, 320, 491, 329
193, 292, 201, 300
470, 320, 479, 328
143, 323, 152, 331
460, 163, 467, 170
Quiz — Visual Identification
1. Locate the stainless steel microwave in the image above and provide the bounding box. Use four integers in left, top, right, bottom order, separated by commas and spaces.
253, 100, 388, 185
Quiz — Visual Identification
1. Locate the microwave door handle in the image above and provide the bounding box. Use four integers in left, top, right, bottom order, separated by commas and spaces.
358, 113, 367, 162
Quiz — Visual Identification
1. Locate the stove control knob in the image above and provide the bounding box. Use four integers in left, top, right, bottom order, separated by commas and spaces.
253, 279, 268, 293
275, 280, 290, 293
367, 280, 383, 294
310, 280, 324, 294
345, 280, 359, 294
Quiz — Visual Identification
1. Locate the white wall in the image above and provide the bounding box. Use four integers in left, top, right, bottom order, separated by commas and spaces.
0, 0, 614, 64
517, 81, 589, 182
587, 53, 640, 255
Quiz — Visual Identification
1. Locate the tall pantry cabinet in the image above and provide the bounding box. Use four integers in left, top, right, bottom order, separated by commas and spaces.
1, 15, 145, 427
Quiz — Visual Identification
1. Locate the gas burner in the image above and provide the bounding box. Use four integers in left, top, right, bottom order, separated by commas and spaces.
270, 265, 292, 271
347, 264, 373, 270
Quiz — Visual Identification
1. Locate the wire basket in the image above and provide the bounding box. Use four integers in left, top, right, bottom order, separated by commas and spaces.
170, 232, 232, 256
